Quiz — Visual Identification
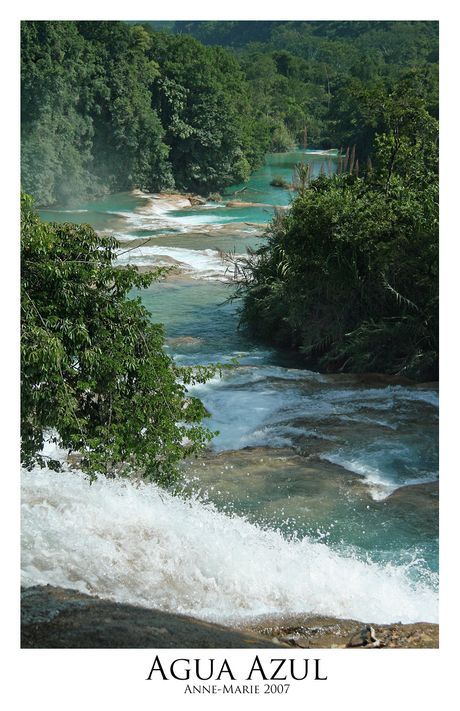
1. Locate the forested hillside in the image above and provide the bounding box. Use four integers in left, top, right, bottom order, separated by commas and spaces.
171, 20, 438, 156
21, 21, 269, 206
21, 20, 438, 207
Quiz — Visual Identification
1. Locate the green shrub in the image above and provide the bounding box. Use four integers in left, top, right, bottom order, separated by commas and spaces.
269, 175, 290, 188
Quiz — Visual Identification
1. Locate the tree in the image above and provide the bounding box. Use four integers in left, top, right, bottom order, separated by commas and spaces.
21, 193, 230, 484
20, 21, 97, 205
149, 33, 259, 192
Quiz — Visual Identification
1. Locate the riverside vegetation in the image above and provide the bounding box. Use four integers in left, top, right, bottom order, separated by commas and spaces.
21, 191, 237, 482
228, 78, 438, 382
21, 21, 270, 205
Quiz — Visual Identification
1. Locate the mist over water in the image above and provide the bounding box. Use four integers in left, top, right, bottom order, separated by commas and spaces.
27, 152, 438, 625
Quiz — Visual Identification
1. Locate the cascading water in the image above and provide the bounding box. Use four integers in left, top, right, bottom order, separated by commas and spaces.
25, 151, 438, 626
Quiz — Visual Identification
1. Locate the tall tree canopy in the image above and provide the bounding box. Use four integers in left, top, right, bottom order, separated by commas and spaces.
21, 21, 267, 206
21, 193, 230, 484
172, 20, 438, 152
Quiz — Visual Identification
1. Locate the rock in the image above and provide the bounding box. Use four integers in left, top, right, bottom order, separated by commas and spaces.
21, 586, 283, 649
188, 195, 207, 205
21, 586, 439, 649
238, 614, 439, 649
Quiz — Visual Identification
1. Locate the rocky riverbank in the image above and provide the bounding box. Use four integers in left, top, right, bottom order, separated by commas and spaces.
21, 586, 438, 649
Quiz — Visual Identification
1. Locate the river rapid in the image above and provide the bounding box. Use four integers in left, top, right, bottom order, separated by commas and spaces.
23, 151, 439, 627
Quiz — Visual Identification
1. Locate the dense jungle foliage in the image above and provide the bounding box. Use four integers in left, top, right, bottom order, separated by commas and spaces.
21, 20, 438, 206
228, 77, 439, 381
21, 21, 270, 205
164, 20, 438, 156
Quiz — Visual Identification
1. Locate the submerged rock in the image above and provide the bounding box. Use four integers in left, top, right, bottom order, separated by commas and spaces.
225, 201, 289, 209
165, 336, 202, 348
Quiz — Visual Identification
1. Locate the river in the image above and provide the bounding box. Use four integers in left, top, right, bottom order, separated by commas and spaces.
22, 151, 439, 627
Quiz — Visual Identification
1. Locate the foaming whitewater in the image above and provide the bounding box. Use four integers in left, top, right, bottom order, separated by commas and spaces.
115, 243, 237, 280
115, 192, 267, 235
21, 466, 438, 625
188, 368, 439, 498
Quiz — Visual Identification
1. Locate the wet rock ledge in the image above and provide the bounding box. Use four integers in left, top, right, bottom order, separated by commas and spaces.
21, 586, 280, 649
21, 586, 438, 649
